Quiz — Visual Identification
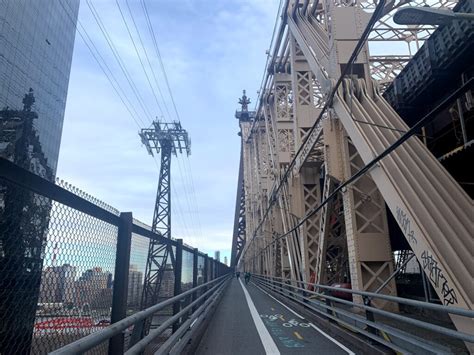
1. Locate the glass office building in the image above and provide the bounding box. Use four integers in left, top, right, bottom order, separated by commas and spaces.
0, 1, 80, 353
0, 0, 80, 173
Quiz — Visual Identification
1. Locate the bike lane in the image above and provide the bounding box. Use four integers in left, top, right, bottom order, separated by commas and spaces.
245, 280, 354, 354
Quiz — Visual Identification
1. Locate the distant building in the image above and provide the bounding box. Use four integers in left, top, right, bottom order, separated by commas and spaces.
127, 265, 143, 308
197, 265, 204, 285
39, 264, 76, 304
159, 264, 175, 298
214, 251, 221, 262
224, 256, 228, 266
73, 267, 112, 309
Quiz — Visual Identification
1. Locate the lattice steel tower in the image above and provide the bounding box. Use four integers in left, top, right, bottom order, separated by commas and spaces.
139, 121, 191, 310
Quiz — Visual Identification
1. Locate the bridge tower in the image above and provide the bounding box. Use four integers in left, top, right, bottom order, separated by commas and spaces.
139, 121, 191, 311
231, 91, 255, 268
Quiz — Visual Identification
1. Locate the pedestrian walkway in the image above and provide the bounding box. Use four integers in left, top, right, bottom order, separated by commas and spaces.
196, 278, 354, 354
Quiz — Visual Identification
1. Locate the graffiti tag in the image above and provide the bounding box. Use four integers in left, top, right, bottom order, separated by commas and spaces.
421, 250, 458, 306
396, 206, 417, 245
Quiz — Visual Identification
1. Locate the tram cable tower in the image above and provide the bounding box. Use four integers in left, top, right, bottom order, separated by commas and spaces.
139, 121, 191, 311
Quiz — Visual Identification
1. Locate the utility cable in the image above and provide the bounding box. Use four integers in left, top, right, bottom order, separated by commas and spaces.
86, 0, 154, 123
174, 156, 199, 246
124, 0, 173, 121
182, 157, 204, 241
141, 0, 205, 244
115, 0, 165, 121
141, 0, 180, 122
59, 0, 144, 129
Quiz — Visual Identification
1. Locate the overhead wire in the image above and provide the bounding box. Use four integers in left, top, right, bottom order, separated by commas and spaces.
73, 0, 203, 246
124, 0, 173, 121
61, 0, 201, 248
58, 0, 144, 129
141, 0, 180, 122
86, 0, 154, 123
115, 0, 165, 120
140, 0, 204, 244
122, 0, 203, 244
182, 157, 204, 241
174, 156, 199, 246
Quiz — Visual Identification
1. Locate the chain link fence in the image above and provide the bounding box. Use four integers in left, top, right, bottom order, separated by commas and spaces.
0, 159, 229, 354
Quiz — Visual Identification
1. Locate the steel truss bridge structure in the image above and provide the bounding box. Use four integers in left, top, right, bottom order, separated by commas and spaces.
231, 0, 473, 343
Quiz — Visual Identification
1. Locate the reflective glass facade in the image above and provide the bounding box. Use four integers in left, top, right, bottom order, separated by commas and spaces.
0, 1, 79, 353
0, 0, 80, 174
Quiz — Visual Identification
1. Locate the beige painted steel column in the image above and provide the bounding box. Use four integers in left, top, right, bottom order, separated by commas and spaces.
323, 0, 398, 308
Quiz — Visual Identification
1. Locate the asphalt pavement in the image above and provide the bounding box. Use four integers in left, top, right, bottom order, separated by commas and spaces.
195, 278, 353, 355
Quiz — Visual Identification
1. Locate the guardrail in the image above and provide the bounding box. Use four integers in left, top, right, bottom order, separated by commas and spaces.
50, 274, 231, 354
0, 157, 230, 354
252, 274, 474, 354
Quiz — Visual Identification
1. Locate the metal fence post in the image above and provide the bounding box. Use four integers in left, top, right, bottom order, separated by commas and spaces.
192, 248, 198, 311
203, 254, 208, 282
109, 212, 133, 355
192, 248, 198, 288
172, 239, 183, 333
203, 254, 209, 293
211, 260, 215, 280
363, 296, 378, 335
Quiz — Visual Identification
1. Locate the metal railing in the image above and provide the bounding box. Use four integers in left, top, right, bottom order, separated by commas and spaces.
50, 275, 231, 354
252, 274, 474, 354
0, 157, 230, 354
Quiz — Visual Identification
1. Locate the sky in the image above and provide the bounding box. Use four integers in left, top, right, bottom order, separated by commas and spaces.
57, 0, 281, 263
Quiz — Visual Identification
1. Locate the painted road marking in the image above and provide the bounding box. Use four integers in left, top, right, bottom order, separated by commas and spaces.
309, 323, 355, 355
294, 331, 304, 340
252, 281, 355, 355
261, 315, 309, 328
261, 317, 305, 349
239, 279, 280, 354
253, 282, 305, 319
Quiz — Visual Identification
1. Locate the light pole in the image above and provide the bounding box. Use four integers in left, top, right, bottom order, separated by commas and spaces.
393, 7, 474, 25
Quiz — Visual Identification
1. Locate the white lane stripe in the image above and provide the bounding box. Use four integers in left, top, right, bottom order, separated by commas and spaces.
252, 282, 305, 319
309, 323, 355, 355
239, 279, 280, 355
252, 281, 354, 355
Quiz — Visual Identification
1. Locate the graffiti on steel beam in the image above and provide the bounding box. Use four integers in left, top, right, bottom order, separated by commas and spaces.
395, 206, 417, 245
420, 250, 458, 306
